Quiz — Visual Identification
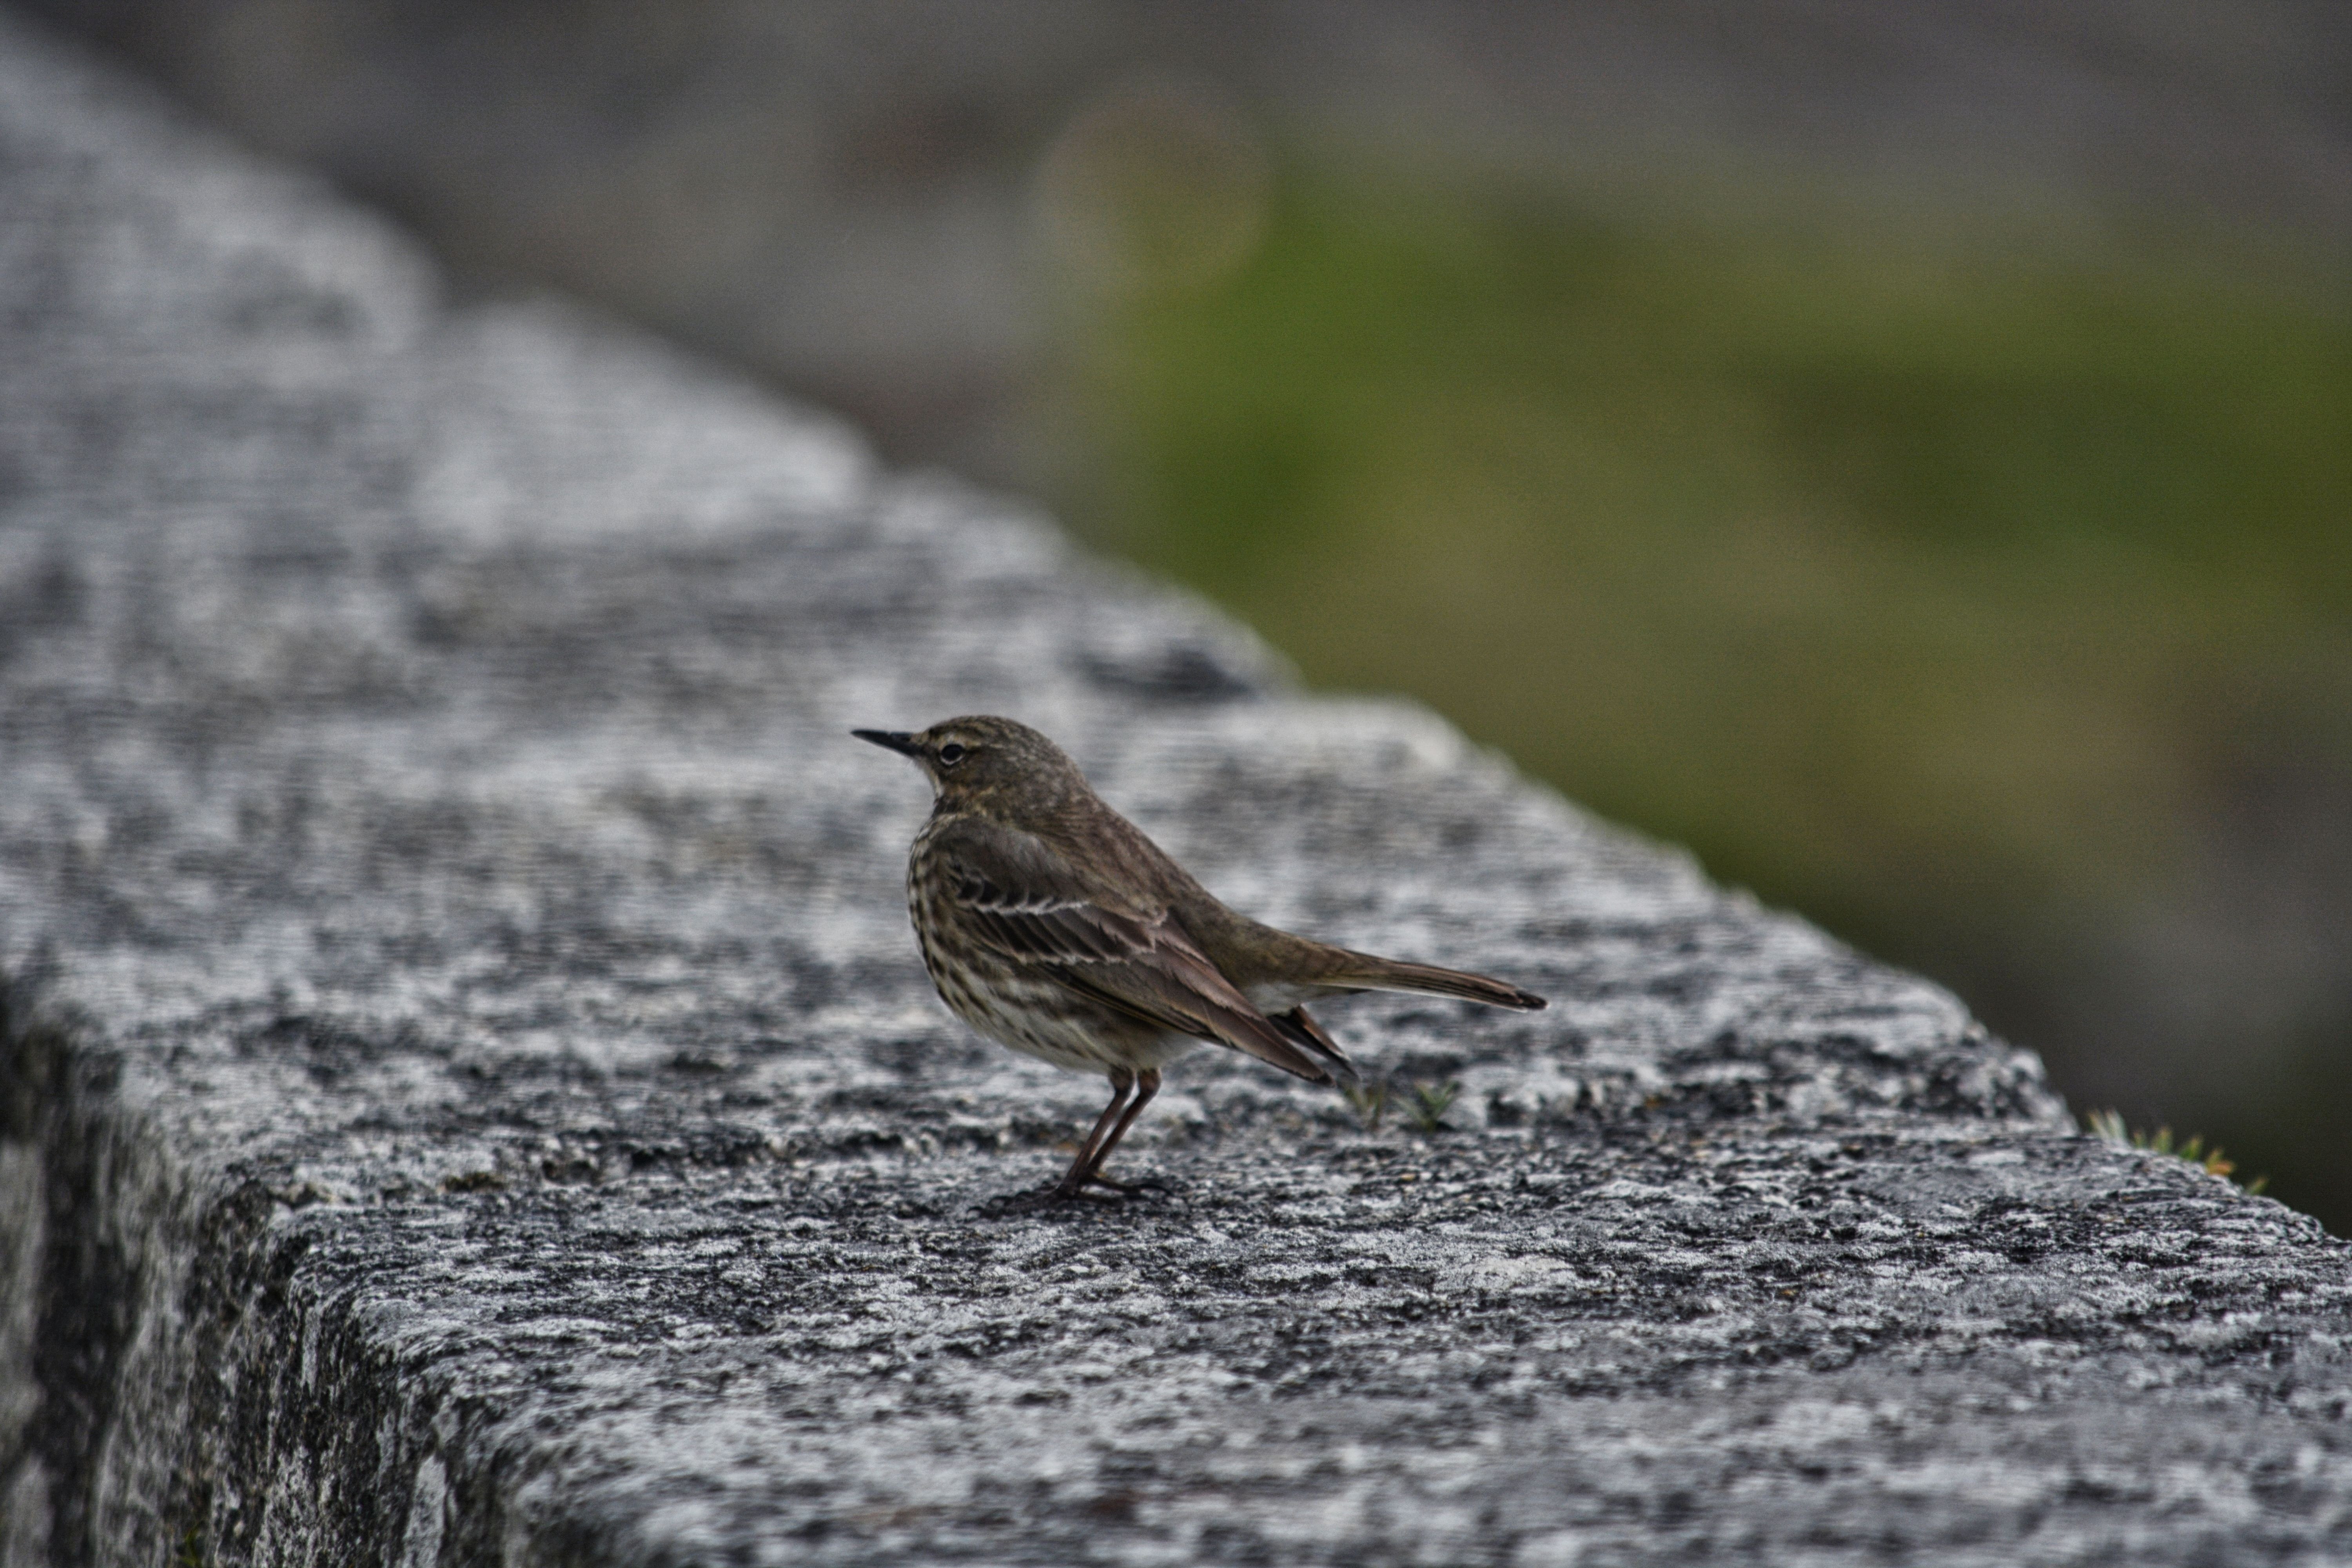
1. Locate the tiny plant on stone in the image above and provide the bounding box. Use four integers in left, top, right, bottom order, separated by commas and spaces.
1408, 1080, 1462, 1134
2086, 1108, 2266, 1194
1344, 1077, 1389, 1132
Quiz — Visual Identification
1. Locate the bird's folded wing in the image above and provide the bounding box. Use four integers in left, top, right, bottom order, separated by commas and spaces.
932, 817, 1339, 1083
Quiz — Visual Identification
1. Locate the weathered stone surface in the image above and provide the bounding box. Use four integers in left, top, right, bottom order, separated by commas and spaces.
1, 12, 2347, 1566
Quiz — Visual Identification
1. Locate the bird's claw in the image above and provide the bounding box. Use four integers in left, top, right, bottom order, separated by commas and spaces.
1082, 1171, 1169, 1196
979, 1171, 1170, 1210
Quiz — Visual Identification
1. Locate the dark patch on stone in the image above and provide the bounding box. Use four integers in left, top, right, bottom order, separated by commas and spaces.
1074, 638, 1268, 703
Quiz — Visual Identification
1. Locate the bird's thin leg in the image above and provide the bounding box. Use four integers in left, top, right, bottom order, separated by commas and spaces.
1080, 1068, 1161, 1193
1055, 1068, 1134, 1196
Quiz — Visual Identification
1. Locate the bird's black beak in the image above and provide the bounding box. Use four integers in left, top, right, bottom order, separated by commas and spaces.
852, 729, 925, 759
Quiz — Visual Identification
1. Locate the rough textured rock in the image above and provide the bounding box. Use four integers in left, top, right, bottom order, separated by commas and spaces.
0, 12, 2347, 1567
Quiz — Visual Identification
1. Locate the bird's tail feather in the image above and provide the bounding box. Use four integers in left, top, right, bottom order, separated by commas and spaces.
1338, 956, 1547, 1012
1269, 1004, 1357, 1085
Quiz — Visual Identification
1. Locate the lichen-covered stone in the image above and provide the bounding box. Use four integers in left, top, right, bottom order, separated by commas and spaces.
1, 13, 2346, 1566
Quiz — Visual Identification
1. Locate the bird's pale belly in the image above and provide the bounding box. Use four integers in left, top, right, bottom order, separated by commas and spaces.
908, 885, 1196, 1077
960, 988, 1197, 1076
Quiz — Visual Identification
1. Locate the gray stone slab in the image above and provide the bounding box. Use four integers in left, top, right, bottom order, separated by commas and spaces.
0, 11, 2346, 1566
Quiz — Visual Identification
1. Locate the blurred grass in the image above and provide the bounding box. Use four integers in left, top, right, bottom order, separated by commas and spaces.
1039, 172, 2352, 1227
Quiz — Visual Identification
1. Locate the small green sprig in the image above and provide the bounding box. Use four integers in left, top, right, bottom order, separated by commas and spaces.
1407, 1080, 1462, 1134
2086, 1108, 2267, 1194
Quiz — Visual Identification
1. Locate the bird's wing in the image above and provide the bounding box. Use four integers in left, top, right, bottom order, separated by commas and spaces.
930, 816, 1342, 1083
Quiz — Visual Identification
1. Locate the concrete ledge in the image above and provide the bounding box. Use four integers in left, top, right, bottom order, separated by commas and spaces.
2, 12, 2347, 1565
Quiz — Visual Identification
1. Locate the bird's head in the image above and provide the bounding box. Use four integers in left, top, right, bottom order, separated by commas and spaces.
853, 715, 1090, 819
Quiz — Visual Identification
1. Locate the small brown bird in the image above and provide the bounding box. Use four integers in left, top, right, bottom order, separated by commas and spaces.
856, 716, 1546, 1199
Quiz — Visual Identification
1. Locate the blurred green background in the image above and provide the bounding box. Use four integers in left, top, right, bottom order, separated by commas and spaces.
29, 0, 2352, 1228
1036, 168, 2351, 1221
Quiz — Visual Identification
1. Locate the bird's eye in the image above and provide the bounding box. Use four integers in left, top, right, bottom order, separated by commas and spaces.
936, 742, 969, 767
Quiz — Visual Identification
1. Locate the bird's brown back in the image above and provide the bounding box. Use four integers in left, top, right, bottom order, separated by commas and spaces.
883, 713, 1545, 1014
986, 747, 1538, 1010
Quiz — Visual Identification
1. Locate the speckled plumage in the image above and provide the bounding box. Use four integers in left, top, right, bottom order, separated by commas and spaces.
859, 716, 1545, 1196
909, 811, 1189, 1077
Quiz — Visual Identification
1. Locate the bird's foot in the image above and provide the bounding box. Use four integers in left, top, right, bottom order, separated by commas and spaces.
979, 1181, 1118, 1214
1081, 1171, 1170, 1197
978, 1169, 1171, 1215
